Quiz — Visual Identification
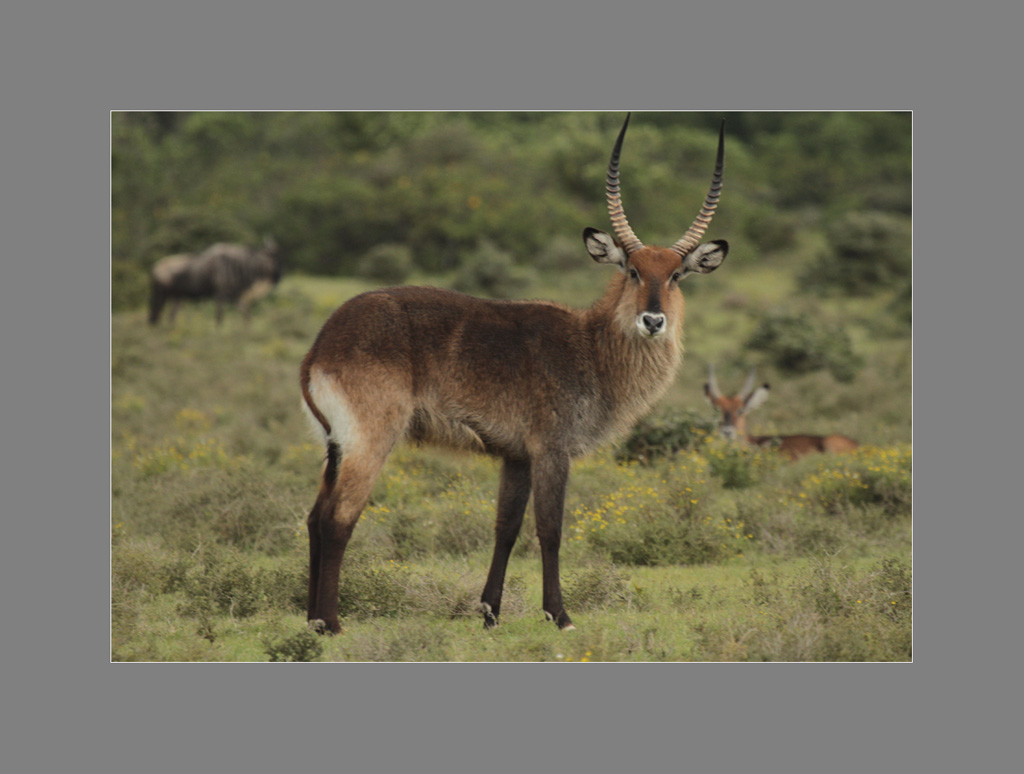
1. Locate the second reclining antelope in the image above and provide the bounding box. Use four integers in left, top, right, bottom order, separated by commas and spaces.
300, 114, 730, 634
704, 365, 859, 460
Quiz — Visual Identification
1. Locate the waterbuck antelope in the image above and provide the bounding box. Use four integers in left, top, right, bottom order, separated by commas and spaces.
704, 365, 859, 460
148, 237, 282, 325
300, 114, 729, 634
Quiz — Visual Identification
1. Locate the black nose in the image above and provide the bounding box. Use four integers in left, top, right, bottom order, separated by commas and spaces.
642, 313, 665, 334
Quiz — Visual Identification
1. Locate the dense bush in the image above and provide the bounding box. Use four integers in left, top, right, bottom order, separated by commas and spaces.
562, 559, 646, 612
583, 499, 748, 567
702, 435, 777, 489
742, 205, 798, 254
263, 630, 324, 662
616, 410, 718, 464
452, 239, 537, 298
746, 311, 864, 382
796, 444, 913, 516
800, 210, 911, 296
357, 243, 414, 284
112, 111, 911, 287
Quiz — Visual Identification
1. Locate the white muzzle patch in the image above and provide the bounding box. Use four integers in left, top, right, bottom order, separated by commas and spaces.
636, 312, 667, 338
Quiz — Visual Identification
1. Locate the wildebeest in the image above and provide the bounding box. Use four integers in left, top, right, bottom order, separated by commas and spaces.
704, 365, 859, 459
148, 237, 282, 325
300, 114, 730, 635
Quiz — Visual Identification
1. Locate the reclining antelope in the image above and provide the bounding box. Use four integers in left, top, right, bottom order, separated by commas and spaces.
300, 114, 730, 634
704, 365, 859, 460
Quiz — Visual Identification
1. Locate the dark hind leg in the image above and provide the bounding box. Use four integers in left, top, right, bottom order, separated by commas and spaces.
479, 457, 531, 628
308, 437, 397, 634
306, 442, 340, 623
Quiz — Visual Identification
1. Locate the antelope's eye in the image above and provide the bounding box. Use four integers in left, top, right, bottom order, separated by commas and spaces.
671, 271, 682, 284
628, 268, 639, 281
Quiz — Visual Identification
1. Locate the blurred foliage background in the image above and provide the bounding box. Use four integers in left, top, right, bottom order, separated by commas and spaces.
112, 110, 911, 302
111, 111, 912, 439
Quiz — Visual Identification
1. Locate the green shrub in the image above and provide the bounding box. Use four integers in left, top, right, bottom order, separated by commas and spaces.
178, 543, 267, 620
336, 557, 412, 620
431, 506, 496, 556
800, 210, 911, 296
452, 239, 536, 298
585, 502, 746, 567
174, 543, 269, 641
263, 630, 324, 662
746, 311, 864, 382
257, 551, 309, 613
615, 410, 718, 464
127, 459, 302, 555
742, 205, 798, 254
562, 559, 646, 612
796, 444, 912, 517
403, 567, 526, 621
535, 234, 587, 273
701, 435, 775, 489
357, 243, 414, 284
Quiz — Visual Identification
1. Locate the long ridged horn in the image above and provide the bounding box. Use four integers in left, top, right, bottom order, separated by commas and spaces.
606, 113, 645, 255
739, 367, 758, 400
671, 119, 725, 257
706, 364, 722, 400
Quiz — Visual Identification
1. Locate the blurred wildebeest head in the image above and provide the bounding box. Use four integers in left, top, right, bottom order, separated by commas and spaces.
149, 237, 282, 325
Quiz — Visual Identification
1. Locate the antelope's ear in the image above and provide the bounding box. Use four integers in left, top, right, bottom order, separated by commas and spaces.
742, 384, 770, 414
583, 228, 627, 269
681, 240, 728, 277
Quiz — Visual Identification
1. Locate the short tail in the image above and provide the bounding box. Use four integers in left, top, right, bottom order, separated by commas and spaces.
300, 353, 332, 440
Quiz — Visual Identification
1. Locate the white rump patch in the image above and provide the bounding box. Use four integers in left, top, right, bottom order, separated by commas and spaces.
304, 368, 362, 453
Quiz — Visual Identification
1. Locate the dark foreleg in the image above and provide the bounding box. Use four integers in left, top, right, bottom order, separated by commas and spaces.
479, 457, 532, 628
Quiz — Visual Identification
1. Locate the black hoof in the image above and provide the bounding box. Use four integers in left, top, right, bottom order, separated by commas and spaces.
544, 610, 575, 630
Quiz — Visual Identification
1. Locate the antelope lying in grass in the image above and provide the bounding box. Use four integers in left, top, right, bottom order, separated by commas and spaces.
704, 365, 859, 460
300, 114, 730, 634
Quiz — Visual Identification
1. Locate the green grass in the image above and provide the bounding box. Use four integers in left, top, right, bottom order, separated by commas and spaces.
112, 265, 911, 662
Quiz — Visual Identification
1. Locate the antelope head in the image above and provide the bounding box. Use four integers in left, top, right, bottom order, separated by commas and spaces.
704, 365, 770, 440
583, 113, 729, 339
